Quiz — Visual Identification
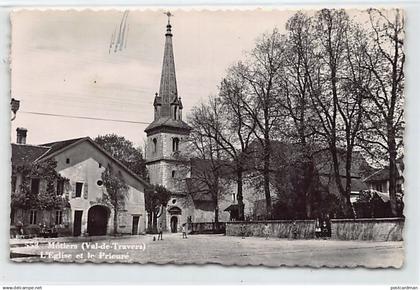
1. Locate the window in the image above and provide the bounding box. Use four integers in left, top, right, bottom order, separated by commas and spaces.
66, 158, 70, 164
152, 138, 157, 153
99, 163, 102, 168
173, 106, 178, 120
56, 180, 64, 196
30, 178, 40, 195
29, 210, 37, 225
172, 137, 179, 152
11, 175, 17, 193
55, 210, 63, 225
374, 183, 383, 192
75, 182, 83, 198
97, 180, 103, 186
171, 170, 176, 178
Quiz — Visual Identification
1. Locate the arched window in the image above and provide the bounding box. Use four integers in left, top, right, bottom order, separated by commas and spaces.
152, 138, 157, 153
172, 170, 176, 178
172, 137, 179, 152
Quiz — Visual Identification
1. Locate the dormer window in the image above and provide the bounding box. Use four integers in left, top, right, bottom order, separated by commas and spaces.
172, 137, 179, 152
173, 106, 178, 120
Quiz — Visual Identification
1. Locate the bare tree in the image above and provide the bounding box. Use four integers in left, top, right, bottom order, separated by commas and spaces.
217, 78, 257, 220
186, 101, 228, 223
225, 30, 287, 218
301, 9, 370, 217
281, 12, 319, 218
358, 9, 405, 216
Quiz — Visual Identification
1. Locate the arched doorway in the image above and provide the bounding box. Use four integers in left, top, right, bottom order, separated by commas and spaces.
168, 206, 181, 233
87, 205, 109, 236
170, 216, 178, 233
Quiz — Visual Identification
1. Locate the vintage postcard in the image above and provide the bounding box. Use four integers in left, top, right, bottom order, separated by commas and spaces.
9, 8, 405, 267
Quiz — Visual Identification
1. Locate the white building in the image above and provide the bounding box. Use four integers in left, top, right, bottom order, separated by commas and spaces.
11, 129, 148, 237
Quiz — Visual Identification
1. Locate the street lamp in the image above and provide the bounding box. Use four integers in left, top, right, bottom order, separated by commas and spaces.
11, 98, 20, 121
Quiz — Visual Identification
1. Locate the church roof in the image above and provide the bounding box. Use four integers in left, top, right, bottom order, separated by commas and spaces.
145, 18, 191, 135
159, 21, 178, 106
145, 116, 191, 133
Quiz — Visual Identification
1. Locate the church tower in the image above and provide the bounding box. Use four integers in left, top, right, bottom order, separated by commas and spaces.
145, 14, 192, 231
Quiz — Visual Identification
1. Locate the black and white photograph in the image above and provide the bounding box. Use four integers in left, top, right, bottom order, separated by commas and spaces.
9, 8, 405, 268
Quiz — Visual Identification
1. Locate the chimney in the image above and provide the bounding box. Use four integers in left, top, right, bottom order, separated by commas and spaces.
16, 127, 27, 145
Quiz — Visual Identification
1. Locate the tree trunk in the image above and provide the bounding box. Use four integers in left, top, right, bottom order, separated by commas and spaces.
113, 208, 118, 235
388, 132, 398, 216
236, 168, 245, 221
152, 209, 158, 233
303, 158, 314, 219
263, 137, 272, 219
214, 207, 219, 223
147, 211, 153, 231
344, 149, 355, 218
330, 144, 353, 218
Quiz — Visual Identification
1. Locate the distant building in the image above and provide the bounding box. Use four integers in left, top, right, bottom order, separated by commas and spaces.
364, 158, 404, 195
11, 128, 148, 237
245, 141, 373, 219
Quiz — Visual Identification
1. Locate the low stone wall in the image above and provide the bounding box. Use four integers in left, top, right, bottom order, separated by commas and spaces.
190, 222, 226, 234
226, 218, 404, 241
330, 218, 404, 241
226, 220, 316, 239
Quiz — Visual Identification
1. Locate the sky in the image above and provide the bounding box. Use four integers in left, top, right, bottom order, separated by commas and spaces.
9, 9, 298, 147
10, 8, 372, 147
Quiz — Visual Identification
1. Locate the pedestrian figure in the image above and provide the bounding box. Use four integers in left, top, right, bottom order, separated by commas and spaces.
182, 223, 188, 239
291, 220, 298, 239
241, 224, 246, 239
263, 223, 270, 240
157, 223, 163, 240
16, 220, 23, 238
315, 218, 321, 238
325, 214, 332, 238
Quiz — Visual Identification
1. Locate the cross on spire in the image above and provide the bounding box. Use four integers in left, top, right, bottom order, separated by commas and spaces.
164, 11, 173, 25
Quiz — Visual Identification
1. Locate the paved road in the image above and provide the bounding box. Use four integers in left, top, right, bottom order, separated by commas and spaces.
10, 234, 404, 268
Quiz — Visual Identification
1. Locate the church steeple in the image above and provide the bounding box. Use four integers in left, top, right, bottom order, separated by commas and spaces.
145, 13, 191, 135
159, 12, 178, 105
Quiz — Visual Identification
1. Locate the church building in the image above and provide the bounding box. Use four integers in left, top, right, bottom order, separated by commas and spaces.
144, 16, 194, 233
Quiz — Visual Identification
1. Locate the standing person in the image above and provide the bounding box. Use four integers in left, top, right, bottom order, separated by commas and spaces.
157, 223, 163, 241
263, 223, 270, 240
291, 220, 298, 239
182, 223, 187, 239
325, 214, 332, 238
315, 218, 322, 238
241, 224, 246, 239
16, 220, 23, 238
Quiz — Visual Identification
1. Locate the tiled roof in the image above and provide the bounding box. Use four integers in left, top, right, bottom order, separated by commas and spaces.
39, 137, 85, 158
11, 137, 150, 187
364, 162, 404, 183
319, 175, 368, 195
11, 144, 50, 167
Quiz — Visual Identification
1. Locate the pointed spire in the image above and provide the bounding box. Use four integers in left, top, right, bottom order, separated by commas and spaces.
159, 12, 177, 106
145, 13, 191, 135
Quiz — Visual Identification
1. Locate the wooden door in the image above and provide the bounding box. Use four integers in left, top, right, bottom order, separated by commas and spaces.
73, 210, 83, 236
132, 216, 139, 235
